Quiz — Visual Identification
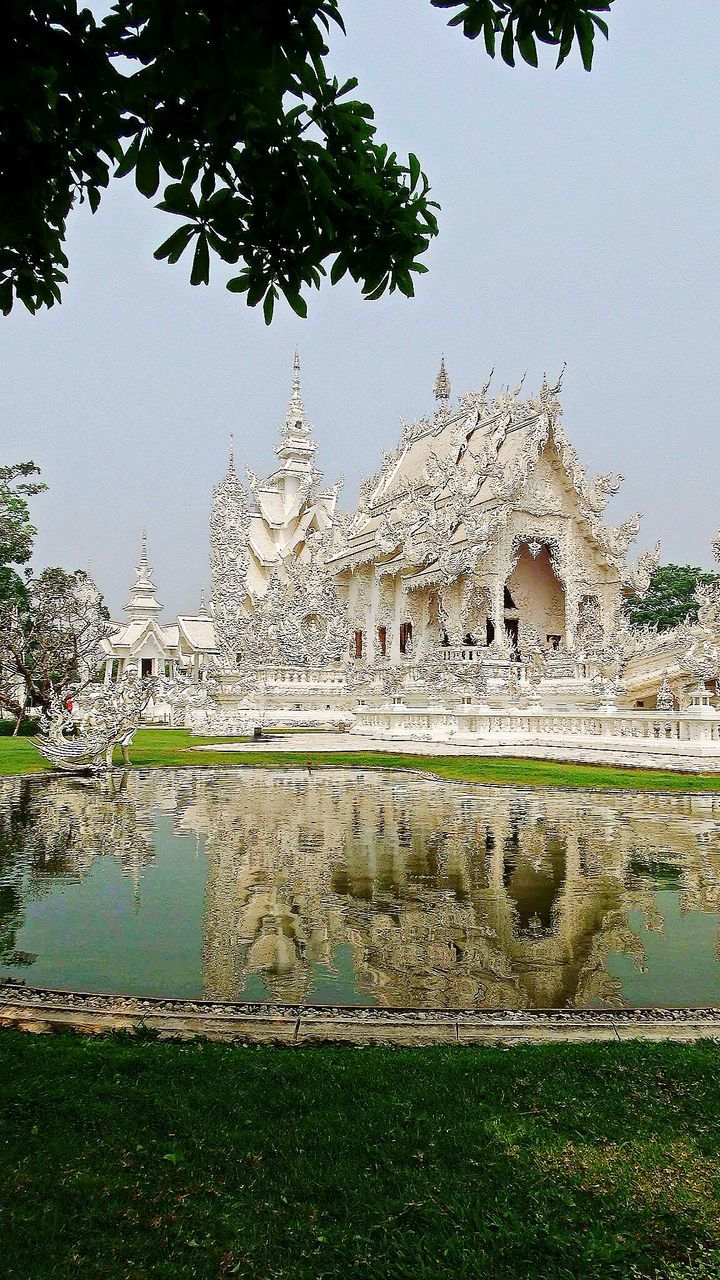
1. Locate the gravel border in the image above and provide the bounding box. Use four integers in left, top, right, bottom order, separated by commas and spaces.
3, 983, 720, 1045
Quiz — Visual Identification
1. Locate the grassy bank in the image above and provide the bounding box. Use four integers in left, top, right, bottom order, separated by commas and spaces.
1, 1031, 719, 1279
2, 727, 720, 792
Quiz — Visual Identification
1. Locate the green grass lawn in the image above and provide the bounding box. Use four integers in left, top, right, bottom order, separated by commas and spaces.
1, 1031, 719, 1279
2, 727, 720, 792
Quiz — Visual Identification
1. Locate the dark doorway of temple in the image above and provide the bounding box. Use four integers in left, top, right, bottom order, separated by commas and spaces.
504, 618, 519, 651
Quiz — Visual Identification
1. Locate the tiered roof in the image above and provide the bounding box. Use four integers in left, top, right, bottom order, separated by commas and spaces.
330, 365, 642, 585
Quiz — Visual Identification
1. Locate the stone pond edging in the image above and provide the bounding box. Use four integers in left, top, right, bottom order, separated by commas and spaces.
3, 984, 720, 1046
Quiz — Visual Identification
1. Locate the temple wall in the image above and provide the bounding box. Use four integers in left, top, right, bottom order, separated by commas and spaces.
506, 544, 565, 648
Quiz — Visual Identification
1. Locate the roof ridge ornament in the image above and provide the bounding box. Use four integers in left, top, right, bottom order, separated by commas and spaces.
538, 363, 566, 417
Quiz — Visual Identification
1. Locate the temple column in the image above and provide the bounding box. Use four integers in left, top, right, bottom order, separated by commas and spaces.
600, 587, 619, 644
389, 579, 403, 664
489, 577, 504, 646
564, 584, 579, 652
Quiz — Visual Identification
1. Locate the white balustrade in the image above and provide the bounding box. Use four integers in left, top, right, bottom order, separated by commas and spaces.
351, 703, 720, 763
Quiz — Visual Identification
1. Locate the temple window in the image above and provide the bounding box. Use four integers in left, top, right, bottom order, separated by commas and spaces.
141, 658, 153, 678
399, 622, 413, 655
504, 586, 516, 609
377, 625, 387, 656
485, 620, 495, 646
546, 634, 561, 650
354, 630, 363, 658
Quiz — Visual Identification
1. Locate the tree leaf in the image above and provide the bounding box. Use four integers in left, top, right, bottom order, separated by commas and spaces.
330, 256, 347, 285
114, 135, 140, 180
408, 153, 421, 191
283, 290, 308, 319
190, 235, 210, 286
135, 142, 160, 198
517, 33, 538, 67
154, 225, 195, 264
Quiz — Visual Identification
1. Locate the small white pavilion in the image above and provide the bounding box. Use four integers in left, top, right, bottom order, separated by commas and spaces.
102, 532, 217, 683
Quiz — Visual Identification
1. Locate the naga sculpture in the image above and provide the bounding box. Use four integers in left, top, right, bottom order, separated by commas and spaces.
32, 665, 154, 773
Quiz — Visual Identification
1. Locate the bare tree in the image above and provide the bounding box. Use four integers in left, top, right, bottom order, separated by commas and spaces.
0, 567, 110, 729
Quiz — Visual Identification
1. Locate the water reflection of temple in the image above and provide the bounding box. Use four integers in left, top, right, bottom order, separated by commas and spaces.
2, 769, 720, 1009
0, 772, 164, 966
172, 771, 720, 1009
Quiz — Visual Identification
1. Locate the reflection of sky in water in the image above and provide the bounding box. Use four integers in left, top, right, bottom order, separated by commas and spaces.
2, 768, 720, 1010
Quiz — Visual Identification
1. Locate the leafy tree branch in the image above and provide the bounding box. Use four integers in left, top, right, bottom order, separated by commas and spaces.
1, 1, 613, 321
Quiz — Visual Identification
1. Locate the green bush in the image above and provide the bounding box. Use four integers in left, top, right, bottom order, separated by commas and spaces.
0, 716, 39, 736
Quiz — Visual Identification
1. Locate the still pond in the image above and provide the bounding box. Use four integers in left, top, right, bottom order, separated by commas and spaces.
2, 767, 720, 1010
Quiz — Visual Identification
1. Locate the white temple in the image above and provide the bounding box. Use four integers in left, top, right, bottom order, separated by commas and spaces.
102, 354, 720, 769
103, 531, 216, 683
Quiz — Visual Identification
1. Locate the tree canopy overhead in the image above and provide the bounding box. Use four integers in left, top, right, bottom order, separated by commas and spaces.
1, 1, 613, 322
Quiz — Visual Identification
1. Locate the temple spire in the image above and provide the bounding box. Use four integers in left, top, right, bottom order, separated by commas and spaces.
291, 348, 302, 404
282, 348, 310, 438
124, 530, 163, 620
274, 349, 317, 468
434, 355, 451, 407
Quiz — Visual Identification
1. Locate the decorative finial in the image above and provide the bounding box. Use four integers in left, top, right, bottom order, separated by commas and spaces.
199, 586, 207, 614
125, 528, 162, 617
434, 355, 451, 405
289, 349, 305, 415
281, 348, 310, 436
228, 432, 235, 471
541, 363, 567, 403
136, 529, 153, 582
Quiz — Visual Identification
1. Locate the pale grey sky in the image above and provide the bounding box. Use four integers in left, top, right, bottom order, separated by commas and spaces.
2, 0, 719, 618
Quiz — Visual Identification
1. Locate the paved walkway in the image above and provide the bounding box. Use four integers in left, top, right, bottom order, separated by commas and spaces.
192, 732, 486, 757
189, 732, 720, 773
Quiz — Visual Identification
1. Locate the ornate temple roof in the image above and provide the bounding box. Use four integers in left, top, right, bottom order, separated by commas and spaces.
329, 369, 640, 582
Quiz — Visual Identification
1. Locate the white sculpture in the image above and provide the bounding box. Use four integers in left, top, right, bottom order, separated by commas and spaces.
33, 666, 154, 772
